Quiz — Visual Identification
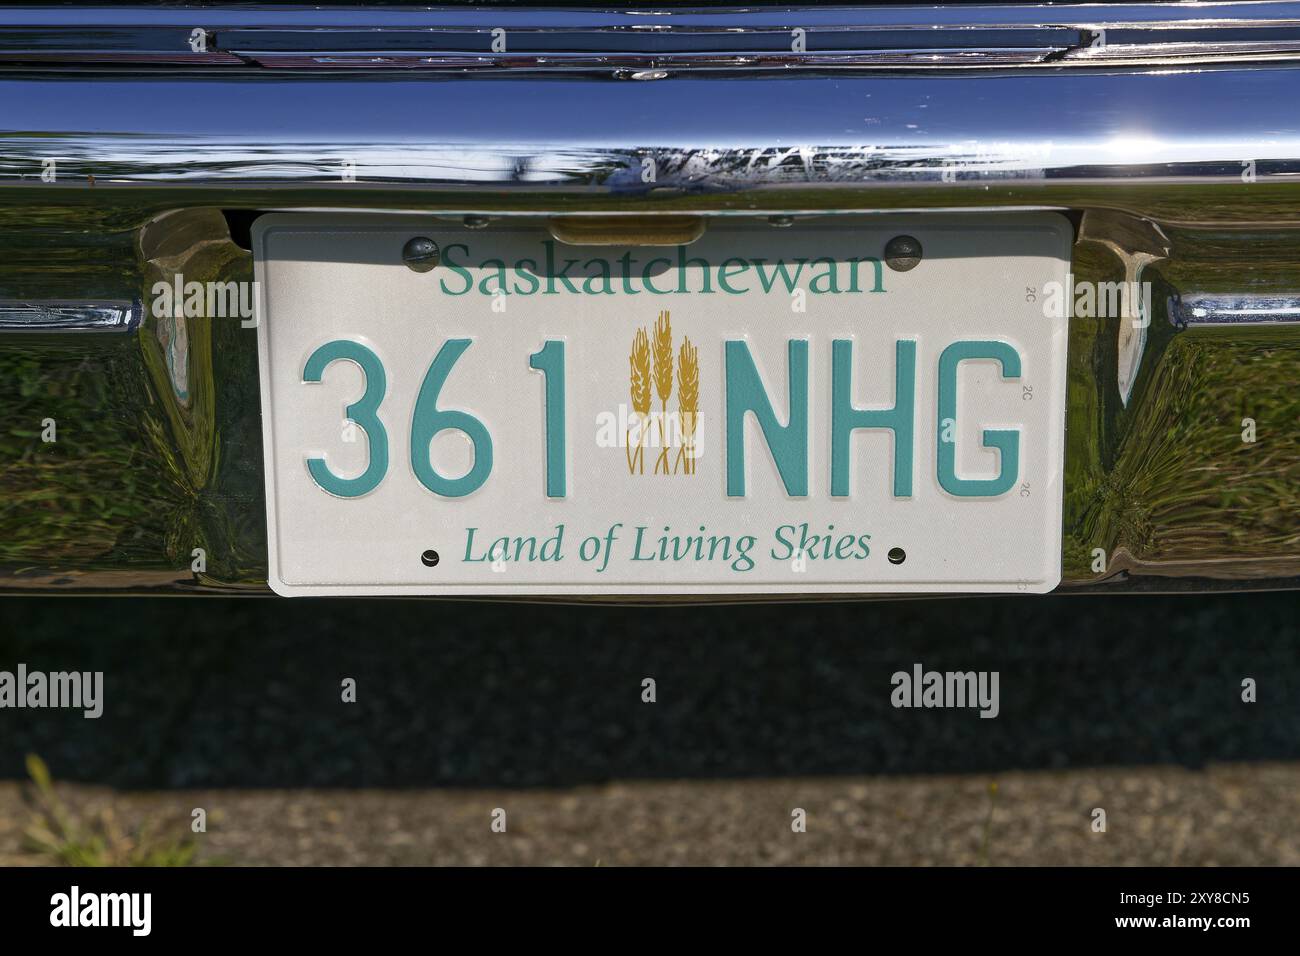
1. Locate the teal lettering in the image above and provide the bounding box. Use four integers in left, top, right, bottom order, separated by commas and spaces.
642, 257, 671, 295
581, 258, 615, 295
725, 339, 809, 497
830, 339, 916, 497
478, 258, 508, 295
808, 257, 840, 294
543, 240, 580, 294
676, 245, 713, 294
512, 259, 540, 295
850, 256, 886, 293
718, 257, 752, 295
936, 340, 1022, 497
753, 258, 807, 294
438, 243, 472, 295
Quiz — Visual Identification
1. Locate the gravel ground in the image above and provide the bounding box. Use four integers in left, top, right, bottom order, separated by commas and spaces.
3, 764, 1299, 866
0, 592, 1297, 865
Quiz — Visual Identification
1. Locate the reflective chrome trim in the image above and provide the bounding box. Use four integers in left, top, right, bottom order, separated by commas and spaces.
2, 8, 1300, 211
0, 299, 142, 333
1170, 292, 1300, 327
1, 67, 1299, 218
235, 50, 1066, 72
6, 3, 1300, 72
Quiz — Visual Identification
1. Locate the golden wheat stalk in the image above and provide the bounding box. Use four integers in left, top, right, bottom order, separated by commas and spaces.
653, 311, 673, 406
652, 311, 674, 474
675, 335, 699, 474
628, 327, 652, 474
630, 327, 652, 416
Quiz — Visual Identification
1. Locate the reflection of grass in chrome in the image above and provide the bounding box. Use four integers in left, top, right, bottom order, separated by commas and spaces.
0, 223, 267, 583
1065, 328, 1300, 575
0, 348, 170, 568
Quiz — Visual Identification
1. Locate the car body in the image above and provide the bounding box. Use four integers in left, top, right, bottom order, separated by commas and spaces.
0, 2, 1297, 595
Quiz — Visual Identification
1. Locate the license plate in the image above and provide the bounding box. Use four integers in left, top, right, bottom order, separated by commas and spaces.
254, 213, 1070, 595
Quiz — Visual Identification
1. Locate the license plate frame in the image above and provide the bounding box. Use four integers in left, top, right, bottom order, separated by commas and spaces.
254, 212, 1071, 596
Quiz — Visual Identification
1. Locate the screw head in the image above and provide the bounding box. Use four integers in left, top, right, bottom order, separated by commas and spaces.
421, 549, 440, 567
884, 235, 923, 272
402, 237, 440, 273
887, 547, 907, 565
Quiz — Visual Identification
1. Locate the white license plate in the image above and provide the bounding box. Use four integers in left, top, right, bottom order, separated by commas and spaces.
254, 213, 1070, 596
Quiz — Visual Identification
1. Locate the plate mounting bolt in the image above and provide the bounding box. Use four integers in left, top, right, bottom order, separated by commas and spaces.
402, 237, 440, 273
884, 235, 922, 272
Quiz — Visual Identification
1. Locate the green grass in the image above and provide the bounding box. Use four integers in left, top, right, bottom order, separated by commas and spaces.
21, 754, 202, 867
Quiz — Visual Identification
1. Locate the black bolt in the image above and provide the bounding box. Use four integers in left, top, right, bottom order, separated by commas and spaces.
887, 547, 907, 565
402, 237, 440, 273
421, 550, 440, 567
884, 235, 922, 272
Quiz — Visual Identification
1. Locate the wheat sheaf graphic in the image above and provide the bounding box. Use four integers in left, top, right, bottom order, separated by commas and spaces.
626, 310, 697, 477
675, 336, 699, 475
652, 310, 674, 474
627, 327, 652, 474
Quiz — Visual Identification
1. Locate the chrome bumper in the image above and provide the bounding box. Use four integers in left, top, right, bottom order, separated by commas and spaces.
1, 3, 1297, 594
